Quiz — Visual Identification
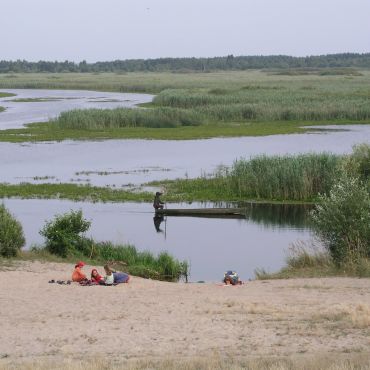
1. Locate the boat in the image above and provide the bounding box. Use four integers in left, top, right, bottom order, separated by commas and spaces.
155, 208, 247, 218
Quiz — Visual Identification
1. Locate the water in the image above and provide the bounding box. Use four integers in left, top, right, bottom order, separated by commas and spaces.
1, 125, 370, 187
0, 89, 368, 281
0, 89, 153, 130
2, 199, 313, 282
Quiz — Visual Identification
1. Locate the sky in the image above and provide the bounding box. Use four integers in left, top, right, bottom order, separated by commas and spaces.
2, 0, 370, 62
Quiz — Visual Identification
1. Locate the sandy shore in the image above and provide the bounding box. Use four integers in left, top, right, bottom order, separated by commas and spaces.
1, 261, 370, 367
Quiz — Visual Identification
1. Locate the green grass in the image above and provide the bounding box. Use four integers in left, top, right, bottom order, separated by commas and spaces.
158, 153, 342, 202
0, 106, 4, 113
3, 244, 189, 282
255, 241, 370, 279
9, 97, 61, 102
0, 183, 155, 202
0, 120, 367, 142
28, 242, 188, 282
0, 92, 16, 98
0, 71, 369, 141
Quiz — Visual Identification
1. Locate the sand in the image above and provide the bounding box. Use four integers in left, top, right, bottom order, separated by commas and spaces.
1, 261, 370, 366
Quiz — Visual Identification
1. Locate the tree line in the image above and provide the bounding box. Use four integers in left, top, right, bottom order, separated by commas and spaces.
0, 53, 369, 73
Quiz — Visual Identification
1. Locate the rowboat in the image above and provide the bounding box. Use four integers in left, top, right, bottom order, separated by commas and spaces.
155, 208, 247, 218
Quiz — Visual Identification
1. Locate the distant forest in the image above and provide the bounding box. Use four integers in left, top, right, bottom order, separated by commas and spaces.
1, 53, 370, 73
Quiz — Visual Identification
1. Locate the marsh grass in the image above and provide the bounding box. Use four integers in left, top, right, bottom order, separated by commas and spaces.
29, 242, 189, 282
162, 153, 341, 202
9, 98, 61, 102
53, 107, 202, 129
0, 107, 4, 113
0, 71, 370, 141
0, 92, 16, 98
0, 183, 154, 202
89, 242, 189, 281
255, 240, 370, 279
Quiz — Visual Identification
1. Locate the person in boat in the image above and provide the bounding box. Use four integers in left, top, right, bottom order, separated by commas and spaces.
72, 261, 87, 282
223, 270, 242, 285
153, 214, 165, 232
153, 192, 165, 210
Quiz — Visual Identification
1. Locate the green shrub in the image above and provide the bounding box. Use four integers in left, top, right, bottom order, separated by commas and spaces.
89, 241, 189, 282
311, 176, 370, 265
0, 204, 25, 257
341, 143, 370, 182
40, 210, 91, 257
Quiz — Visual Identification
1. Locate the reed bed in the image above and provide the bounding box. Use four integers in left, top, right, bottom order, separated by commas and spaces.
89, 242, 189, 282
30, 242, 188, 282
53, 107, 202, 129
2, 71, 370, 136
164, 153, 341, 202
153, 87, 370, 122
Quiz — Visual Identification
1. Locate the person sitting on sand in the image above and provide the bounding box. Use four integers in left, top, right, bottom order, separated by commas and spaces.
72, 261, 87, 282
103, 265, 115, 286
153, 192, 165, 210
91, 269, 104, 285
223, 270, 242, 285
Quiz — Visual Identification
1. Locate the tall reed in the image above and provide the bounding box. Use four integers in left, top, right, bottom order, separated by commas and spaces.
164, 153, 341, 201
53, 107, 202, 129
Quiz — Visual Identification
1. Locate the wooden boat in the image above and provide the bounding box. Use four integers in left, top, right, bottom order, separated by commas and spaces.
155, 208, 247, 218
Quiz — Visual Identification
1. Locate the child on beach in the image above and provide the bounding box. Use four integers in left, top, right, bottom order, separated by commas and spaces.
103, 265, 115, 285
223, 270, 242, 285
72, 261, 87, 282
104, 265, 130, 285
91, 269, 104, 285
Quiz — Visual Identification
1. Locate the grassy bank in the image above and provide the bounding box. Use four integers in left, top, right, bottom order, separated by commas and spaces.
0, 70, 369, 141
158, 153, 341, 202
25, 243, 188, 282
0, 120, 354, 142
255, 242, 370, 279
0, 92, 16, 98
0, 183, 155, 202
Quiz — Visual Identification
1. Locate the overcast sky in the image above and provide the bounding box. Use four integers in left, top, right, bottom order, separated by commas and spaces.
2, 0, 370, 62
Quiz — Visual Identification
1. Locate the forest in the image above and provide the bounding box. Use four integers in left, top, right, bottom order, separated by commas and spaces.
1, 53, 370, 73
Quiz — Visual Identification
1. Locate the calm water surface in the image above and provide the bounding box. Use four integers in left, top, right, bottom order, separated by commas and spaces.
3, 199, 313, 282
0, 89, 153, 129
1, 125, 369, 187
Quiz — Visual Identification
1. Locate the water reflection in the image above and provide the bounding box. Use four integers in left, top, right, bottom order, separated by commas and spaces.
167, 201, 312, 229
153, 214, 165, 233
3, 199, 314, 281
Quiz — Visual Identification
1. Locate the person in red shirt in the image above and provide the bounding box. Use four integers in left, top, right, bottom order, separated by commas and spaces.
91, 269, 104, 284
72, 261, 87, 282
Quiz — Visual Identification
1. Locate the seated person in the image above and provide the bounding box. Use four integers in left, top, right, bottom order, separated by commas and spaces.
103, 265, 115, 285
223, 270, 242, 285
91, 269, 104, 284
72, 261, 87, 282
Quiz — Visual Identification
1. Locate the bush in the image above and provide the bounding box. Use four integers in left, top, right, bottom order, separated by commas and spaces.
40, 210, 91, 257
311, 176, 370, 265
0, 204, 25, 257
341, 143, 370, 183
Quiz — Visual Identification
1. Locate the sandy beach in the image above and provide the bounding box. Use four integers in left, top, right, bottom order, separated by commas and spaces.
1, 261, 370, 369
